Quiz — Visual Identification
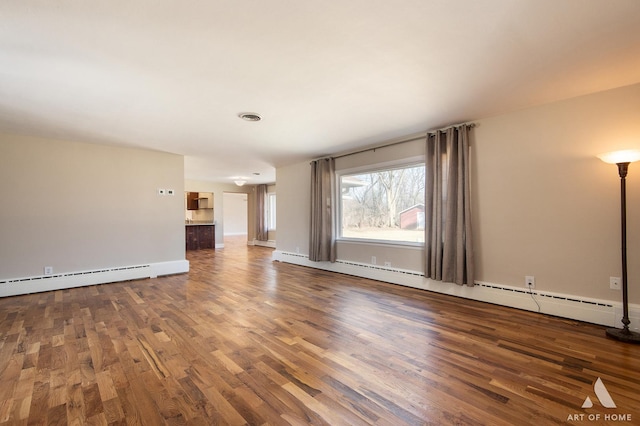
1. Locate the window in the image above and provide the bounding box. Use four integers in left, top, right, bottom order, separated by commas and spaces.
266, 192, 276, 231
339, 163, 425, 244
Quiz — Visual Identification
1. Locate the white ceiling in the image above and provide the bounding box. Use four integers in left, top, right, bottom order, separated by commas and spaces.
2, 1, 640, 185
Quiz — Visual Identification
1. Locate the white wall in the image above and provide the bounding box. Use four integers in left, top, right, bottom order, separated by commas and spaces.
223, 192, 248, 235
0, 134, 186, 280
275, 82, 640, 305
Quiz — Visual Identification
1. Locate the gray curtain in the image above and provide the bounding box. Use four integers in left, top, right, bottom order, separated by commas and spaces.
425, 124, 474, 285
309, 158, 336, 262
256, 184, 268, 241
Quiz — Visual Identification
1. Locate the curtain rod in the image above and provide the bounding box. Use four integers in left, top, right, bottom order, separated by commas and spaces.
328, 122, 476, 161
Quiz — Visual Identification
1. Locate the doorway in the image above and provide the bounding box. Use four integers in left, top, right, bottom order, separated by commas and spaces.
223, 192, 248, 245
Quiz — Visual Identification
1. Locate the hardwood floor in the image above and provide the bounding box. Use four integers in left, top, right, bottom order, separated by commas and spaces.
1, 239, 639, 425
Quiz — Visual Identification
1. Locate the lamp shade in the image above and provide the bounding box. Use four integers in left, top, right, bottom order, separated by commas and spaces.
597, 149, 640, 164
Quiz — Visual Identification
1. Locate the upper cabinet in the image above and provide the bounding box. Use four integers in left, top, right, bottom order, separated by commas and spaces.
186, 192, 199, 210
186, 192, 214, 210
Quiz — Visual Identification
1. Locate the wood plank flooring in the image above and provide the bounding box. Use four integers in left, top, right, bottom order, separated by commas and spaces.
1, 238, 639, 425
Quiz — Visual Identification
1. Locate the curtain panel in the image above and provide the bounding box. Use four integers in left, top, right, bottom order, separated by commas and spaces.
309, 158, 336, 262
256, 184, 268, 241
425, 124, 474, 285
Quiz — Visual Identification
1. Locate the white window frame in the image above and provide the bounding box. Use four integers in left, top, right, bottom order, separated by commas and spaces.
266, 192, 276, 231
336, 156, 425, 247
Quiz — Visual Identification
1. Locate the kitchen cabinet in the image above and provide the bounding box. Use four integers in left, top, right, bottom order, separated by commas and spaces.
186, 225, 215, 250
186, 192, 199, 210
186, 192, 213, 210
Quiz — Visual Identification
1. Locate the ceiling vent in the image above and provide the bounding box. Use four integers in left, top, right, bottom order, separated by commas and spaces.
238, 112, 262, 122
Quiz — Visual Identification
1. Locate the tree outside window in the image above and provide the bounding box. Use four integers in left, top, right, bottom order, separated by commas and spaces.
339, 163, 425, 244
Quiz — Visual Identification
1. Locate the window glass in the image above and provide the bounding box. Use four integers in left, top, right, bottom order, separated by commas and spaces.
339, 164, 425, 244
267, 193, 276, 231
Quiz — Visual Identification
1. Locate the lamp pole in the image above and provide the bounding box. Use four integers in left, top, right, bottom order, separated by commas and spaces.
605, 162, 639, 342
598, 150, 640, 343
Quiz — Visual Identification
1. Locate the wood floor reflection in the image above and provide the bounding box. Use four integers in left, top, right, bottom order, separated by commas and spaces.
1, 240, 639, 425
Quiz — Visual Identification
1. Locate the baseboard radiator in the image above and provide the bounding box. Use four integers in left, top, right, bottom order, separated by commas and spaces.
273, 250, 639, 330
0, 260, 189, 298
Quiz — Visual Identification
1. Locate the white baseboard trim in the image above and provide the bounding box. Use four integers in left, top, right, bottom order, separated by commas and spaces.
272, 250, 639, 330
150, 260, 190, 278
0, 259, 189, 298
251, 239, 276, 248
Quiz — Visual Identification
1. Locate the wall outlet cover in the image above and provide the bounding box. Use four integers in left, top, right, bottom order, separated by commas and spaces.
525, 276, 535, 288
610, 276, 621, 290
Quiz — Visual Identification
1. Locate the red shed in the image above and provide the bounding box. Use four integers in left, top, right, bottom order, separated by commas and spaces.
399, 204, 425, 230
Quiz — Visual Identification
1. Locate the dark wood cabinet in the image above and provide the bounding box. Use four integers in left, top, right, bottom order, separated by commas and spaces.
199, 225, 214, 249
186, 192, 199, 210
186, 226, 198, 250
186, 225, 215, 250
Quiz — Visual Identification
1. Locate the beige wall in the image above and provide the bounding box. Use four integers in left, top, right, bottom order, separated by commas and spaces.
277, 162, 311, 254
275, 82, 640, 304
474, 82, 640, 302
0, 134, 185, 279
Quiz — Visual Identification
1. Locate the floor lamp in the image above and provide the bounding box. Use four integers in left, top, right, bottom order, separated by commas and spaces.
598, 149, 640, 343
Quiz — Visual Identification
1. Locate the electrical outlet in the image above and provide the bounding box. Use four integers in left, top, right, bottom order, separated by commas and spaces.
157, 188, 166, 196
167, 189, 175, 196
610, 276, 621, 290
371, 256, 377, 265
525, 276, 535, 289
44, 266, 53, 275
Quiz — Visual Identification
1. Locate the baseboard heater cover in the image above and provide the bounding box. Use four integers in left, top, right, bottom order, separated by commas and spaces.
0, 260, 189, 298
272, 250, 638, 330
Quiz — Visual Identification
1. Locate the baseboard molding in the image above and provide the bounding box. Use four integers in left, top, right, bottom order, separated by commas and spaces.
251, 239, 276, 248
150, 260, 190, 278
0, 259, 189, 298
272, 250, 639, 330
